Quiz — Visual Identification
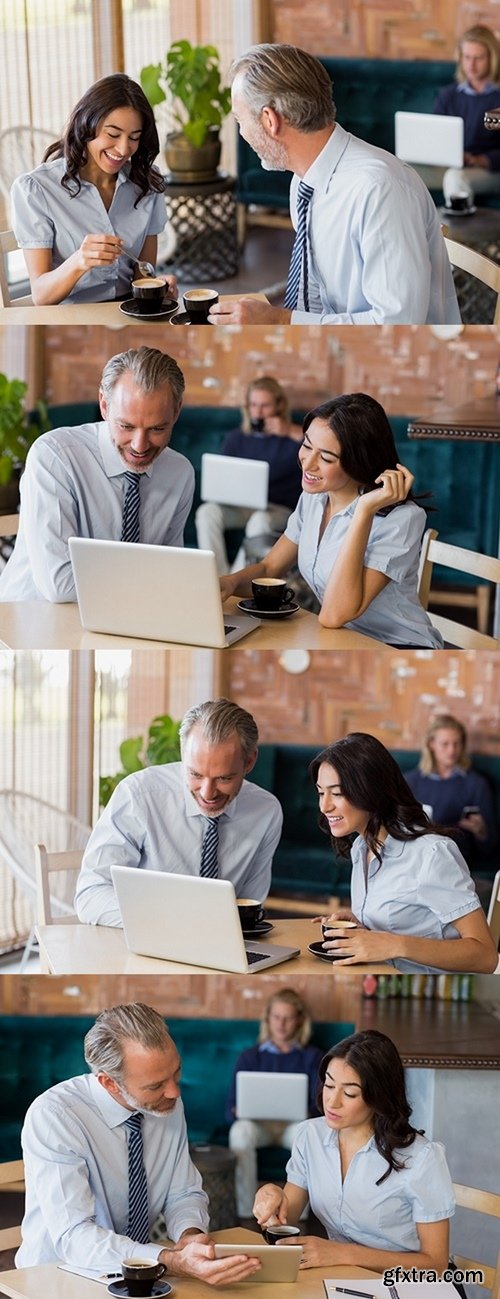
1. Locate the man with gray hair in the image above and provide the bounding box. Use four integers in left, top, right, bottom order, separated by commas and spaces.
0, 346, 194, 602
75, 697, 283, 926
210, 43, 460, 327
17, 1002, 260, 1285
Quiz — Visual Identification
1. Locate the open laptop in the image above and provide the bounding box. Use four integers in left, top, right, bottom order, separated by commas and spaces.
214, 1243, 302, 1283
395, 111, 464, 167
201, 453, 269, 509
110, 868, 300, 974
69, 538, 260, 647
236, 1071, 309, 1121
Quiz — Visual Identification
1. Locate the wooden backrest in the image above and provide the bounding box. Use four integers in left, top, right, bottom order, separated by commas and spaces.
487, 870, 500, 950
0, 1159, 25, 1252
418, 531, 500, 647
452, 1182, 500, 1299
444, 235, 500, 325
0, 228, 32, 307
34, 843, 83, 925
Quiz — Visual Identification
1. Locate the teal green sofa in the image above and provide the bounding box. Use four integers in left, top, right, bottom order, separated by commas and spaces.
249, 744, 500, 903
237, 56, 500, 215
0, 1015, 353, 1178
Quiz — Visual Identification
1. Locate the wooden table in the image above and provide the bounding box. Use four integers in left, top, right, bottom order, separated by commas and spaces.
35, 917, 392, 976
0, 598, 385, 651
0, 294, 264, 326
407, 394, 500, 441
0, 1229, 380, 1299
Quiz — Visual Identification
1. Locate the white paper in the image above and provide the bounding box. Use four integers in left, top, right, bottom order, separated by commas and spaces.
323, 1283, 460, 1299
57, 1262, 118, 1284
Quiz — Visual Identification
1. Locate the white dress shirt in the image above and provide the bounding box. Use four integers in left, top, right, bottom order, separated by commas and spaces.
17, 1073, 209, 1268
349, 832, 481, 973
286, 1120, 454, 1251
289, 124, 460, 325
75, 764, 283, 926
11, 158, 167, 303
284, 492, 443, 647
0, 422, 195, 602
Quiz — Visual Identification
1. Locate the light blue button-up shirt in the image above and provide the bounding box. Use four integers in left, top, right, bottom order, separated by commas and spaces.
289, 123, 460, 325
75, 763, 283, 926
284, 492, 443, 647
286, 1119, 454, 1251
0, 422, 194, 603
17, 1072, 209, 1268
11, 157, 167, 302
350, 833, 481, 973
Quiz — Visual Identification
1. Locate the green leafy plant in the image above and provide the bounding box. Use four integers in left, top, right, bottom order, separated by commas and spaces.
141, 40, 231, 148
0, 373, 49, 486
99, 713, 181, 807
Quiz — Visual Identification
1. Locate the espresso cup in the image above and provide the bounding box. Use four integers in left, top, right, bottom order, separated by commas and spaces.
263, 1224, 301, 1245
251, 578, 295, 611
183, 288, 219, 323
321, 919, 357, 960
237, 898, 264, 929
121, 1259, 166, 1297
448, 193, 470, 212
250, 416, 265, 433
131, 278, 168, 313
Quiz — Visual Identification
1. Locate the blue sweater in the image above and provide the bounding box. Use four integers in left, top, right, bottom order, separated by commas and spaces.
405, 766, 498, 863
225, 1042, 324, 1125
434, 84, 500, 171
221, 429, 302, 511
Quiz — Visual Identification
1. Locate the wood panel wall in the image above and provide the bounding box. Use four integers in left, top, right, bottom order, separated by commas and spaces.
2, 324, 500, 416
268, 0, 500, 61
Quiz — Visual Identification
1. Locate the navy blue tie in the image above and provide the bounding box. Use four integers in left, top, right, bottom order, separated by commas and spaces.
125, 1112, 149, 1243
200, 816, 219, 879
121, 472, 141, 544
283, 180, 314, 311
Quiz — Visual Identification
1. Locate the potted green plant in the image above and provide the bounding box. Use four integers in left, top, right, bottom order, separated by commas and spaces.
0, 373, 49, 514
140, 39, 232, 181
99, 713, 181, 807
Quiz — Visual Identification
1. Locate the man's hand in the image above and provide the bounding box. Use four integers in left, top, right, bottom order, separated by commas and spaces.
219, 574, 237, 603
209, 297, 291, 325
464, 152, 490, 168
458, 811, 487, 840
160, 1239, 261, 1286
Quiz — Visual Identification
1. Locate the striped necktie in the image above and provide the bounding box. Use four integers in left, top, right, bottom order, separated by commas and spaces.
283, 180, 314, 312
200, 816, 219, 879
121, 472, 141, 544
125, 1112, 149, 1244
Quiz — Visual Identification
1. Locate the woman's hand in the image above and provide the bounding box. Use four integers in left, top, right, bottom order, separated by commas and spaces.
253, 1184, 288, 1226
290, 1236, 342, 1269
76, 233, 124, 273
322, 925, 398, 964
356, 462, 414, 518
312, 908, 357, 927
162, 272, 178, 299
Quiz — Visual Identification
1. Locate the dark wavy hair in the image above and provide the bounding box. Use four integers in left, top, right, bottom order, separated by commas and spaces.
43, 73, 164, 205
302, 393, 430, 514
318, 1030, 422, 1184
309, 732, 449, 863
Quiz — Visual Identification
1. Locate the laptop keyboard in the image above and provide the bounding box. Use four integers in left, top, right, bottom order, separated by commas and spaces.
224, 624, 237, 635
246, 949, 269, 965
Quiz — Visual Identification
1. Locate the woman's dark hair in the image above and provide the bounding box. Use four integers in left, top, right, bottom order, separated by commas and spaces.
318, 1029, 422, 1183
302, 393, 428, 512
310, 732, 449, 863
43, 73, 164, 204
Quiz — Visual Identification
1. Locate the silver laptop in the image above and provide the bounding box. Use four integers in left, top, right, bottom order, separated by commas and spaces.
69, 538, 260, 647
395, 111, 464, 167
110, 867, 300, 974
236, 1071, 309, 1121
201, 453, 269, 509
214, 1244, 302, 1283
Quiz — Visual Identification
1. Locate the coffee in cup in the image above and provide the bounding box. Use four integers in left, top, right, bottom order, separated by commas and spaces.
236, 898, 264, 929
448, 194, 470, 212
183, 288, 219, 323
121, 1259, 166, 1297
251, 578, 295, 611
131, 278, 169, 314
263, 1224, 301, 1245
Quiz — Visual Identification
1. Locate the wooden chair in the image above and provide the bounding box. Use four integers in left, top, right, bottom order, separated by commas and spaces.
34, 844, 84, 926
0, 1159, 24, 1252
487, 870, 500, 952
418, 528, 500, 648
0, 229, 32, 307
444, 234, 500, 324
453, 1182, 500, 1299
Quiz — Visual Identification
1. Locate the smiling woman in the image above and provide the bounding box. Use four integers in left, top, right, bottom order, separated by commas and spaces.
9, 73, 174, 305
